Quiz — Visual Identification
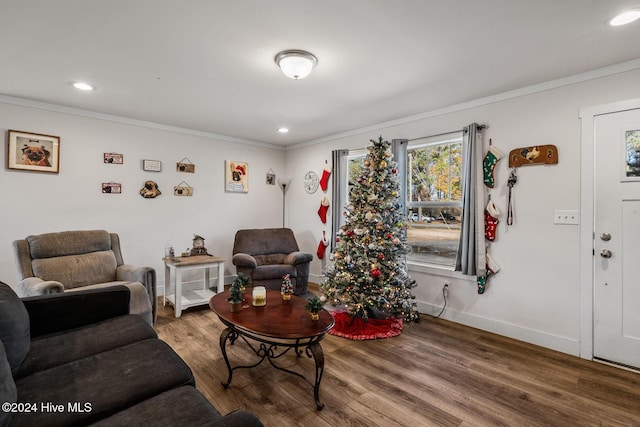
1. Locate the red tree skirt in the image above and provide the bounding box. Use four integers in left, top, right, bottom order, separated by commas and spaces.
328, 311, 403, 340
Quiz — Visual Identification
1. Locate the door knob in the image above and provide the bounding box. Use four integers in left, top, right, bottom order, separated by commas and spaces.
600, 232, 611, 241
600, 249, 612, 258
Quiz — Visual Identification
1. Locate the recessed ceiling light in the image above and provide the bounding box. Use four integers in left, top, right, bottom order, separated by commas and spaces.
72, 82, 95, 91
610, 9, 640, 26
278, 127, 289, 133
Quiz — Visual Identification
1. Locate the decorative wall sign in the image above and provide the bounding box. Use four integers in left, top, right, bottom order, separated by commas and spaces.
508, 144, 558, 168
174, 181, 193, 196
140, 180, 161, 198
102, 182, 122, 194
304, 170, 319, 194
176, 157, 195, 173
104, 153, 123, 164
7, 130, 60, 173
142, 159, 162, 172
266, 168, 276, 185
226, 160, 248, 193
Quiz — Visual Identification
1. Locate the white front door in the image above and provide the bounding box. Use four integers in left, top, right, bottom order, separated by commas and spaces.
593, 107, 640, 369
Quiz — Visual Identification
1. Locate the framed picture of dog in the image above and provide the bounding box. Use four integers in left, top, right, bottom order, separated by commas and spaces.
226, 160, 248, 193
7, 130, 60, 173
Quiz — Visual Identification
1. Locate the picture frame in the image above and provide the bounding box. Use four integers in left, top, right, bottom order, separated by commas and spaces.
225, 160, 248, 193
104, 153, 123, 164
142, 159, 162, 172
266, 168, 276, 185
102, 182, 122, 194
7, 130, 60, 173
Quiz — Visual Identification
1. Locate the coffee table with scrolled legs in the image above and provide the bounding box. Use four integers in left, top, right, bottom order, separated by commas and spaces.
209, 289, 334, 410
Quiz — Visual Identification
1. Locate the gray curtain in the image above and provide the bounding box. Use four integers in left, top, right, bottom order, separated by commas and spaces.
455, 123, 486, 276
330, 149, 349, 251
391, 139, 408, 217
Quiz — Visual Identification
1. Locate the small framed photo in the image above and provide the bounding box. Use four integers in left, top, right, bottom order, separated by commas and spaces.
102, 182, 122, 194
143, 159, 162, 172
104, 153, 123, 164
266, 168, 276, 185
7, 130, 60, 173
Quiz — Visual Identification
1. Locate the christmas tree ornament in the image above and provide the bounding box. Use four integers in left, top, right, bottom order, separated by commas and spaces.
483, 140, 504, 188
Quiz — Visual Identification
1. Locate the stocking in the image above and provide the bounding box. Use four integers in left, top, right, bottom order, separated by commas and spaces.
318, 196, 330, 223
486, 254, 501, 275
320, 167, 331, 191
483, 145, 504, 188
485, 210, 499, 241
477, 275, 487, 294
317, 231, 329, 259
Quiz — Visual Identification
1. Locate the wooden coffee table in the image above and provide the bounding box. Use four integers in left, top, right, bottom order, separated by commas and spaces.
209, 289, 334, 409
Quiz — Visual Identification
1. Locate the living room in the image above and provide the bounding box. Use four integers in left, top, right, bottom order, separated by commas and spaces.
2, 2, 640, 426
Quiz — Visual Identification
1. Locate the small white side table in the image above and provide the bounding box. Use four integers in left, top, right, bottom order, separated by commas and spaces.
163, 255, 225, 318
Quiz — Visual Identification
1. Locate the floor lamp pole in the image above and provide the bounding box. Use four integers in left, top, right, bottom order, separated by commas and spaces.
278, 178, 291, 228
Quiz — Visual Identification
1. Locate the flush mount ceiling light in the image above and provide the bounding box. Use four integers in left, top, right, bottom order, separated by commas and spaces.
274, 50, 317, 80
610, 9, 640, 26
72, 82, 95, 91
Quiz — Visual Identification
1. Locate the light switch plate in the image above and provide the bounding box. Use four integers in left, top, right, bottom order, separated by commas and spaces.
554, 210, 579, 225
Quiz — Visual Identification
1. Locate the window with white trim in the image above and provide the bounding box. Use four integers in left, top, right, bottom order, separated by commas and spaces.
406, 131, 463, 267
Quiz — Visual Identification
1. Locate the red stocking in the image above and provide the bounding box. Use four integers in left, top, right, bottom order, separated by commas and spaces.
317, 231, 329, 259
485, 211, 498, 241
320, 167, 331, 191
318, 196, 330, 223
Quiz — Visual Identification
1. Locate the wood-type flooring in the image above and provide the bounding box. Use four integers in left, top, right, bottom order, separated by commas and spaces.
155, 300, 640, 427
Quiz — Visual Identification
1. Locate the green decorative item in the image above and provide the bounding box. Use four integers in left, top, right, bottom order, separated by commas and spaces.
280, 274, 293, 300
305, 295, 323, 320
320, 136, 418, 323
228, 273, 248, 311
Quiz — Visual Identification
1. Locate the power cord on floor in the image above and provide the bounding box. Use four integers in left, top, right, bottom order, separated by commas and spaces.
424, 284, 448, 319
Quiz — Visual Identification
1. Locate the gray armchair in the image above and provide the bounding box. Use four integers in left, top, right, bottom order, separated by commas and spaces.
232, 228, 312, 296
13, 230, 156, 325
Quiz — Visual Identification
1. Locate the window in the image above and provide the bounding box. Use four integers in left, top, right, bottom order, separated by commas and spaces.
331, 132, 464, 269
406, 131, 463, 267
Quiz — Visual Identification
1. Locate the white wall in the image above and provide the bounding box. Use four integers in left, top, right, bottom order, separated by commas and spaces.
285, 67, 640, 357
0, 102, 286, 290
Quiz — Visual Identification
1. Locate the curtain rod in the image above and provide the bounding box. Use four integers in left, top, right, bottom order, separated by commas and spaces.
407, 124, 486, 142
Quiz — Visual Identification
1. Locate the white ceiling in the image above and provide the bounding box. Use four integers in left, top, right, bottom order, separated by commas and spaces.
1, 0, 640, 147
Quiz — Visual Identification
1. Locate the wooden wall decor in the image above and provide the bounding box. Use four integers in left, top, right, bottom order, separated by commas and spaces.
508, 144, 558, 168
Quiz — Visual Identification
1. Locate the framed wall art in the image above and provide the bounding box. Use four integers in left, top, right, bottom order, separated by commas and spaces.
104, 153, 123, 164
176, 157, 195, 173
226, 160, 248, 193
7, 130, 60, 173
102, 182, 122, 194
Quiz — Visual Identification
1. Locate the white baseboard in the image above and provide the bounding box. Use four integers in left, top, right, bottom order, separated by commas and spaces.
416, 300, 580, 357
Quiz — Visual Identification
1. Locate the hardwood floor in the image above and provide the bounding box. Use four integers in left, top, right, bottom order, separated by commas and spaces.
155, 301, 640, 427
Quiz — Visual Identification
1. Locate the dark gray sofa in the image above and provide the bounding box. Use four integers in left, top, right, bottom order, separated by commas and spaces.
232, 228, 313, 295
0, 281, 263, 427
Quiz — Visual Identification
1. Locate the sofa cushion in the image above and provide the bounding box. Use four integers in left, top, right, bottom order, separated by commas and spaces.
0, 282, 30, 373
0, 341, 17, 427
252, 264, 296, 281
14, 315, 157, 379
26, 230, 112, 259
13, 339, 195, 427
232, 228, 300, 256
31, 251, 118, 289
88, 386, 221, 426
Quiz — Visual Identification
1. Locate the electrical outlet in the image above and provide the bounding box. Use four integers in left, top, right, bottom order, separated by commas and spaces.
443, 282, 449, 297
554, 210, 579, 225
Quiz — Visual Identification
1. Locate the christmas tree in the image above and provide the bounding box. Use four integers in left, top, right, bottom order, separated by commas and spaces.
320, 136, 418, 323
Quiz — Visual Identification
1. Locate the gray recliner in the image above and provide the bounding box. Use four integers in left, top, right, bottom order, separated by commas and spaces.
12, 229, 156, 325
232, 228, 312, 296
